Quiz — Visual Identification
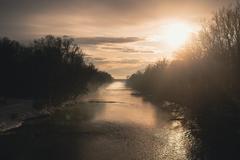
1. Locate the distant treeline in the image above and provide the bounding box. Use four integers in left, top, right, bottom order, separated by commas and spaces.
127, 5, 240, 157
127, 3, 240, 117
0, 35, 113, 106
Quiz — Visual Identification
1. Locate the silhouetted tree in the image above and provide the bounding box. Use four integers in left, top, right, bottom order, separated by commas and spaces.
127, 4, 240, 158
127, 2, 240, 105
0, 35, 113, 107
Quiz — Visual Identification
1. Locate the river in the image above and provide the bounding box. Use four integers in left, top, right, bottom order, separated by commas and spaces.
0, 81, 197, 160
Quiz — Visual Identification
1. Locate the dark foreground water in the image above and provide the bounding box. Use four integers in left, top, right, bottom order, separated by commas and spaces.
0, 81, 239, 160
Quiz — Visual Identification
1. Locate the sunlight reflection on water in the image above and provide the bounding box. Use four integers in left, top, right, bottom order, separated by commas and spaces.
93, 103, 157, 127
154, 121, 194, 160
89, 82, 157, 127
78, 81, 194, 159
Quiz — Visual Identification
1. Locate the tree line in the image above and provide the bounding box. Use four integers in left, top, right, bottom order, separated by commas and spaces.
127, 4, 240, 157
0, 35, 113, 106
128, 2, 240, 107
127, 2, 240, 128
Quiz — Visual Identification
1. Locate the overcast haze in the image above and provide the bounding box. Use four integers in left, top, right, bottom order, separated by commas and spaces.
0, 0, 234, 78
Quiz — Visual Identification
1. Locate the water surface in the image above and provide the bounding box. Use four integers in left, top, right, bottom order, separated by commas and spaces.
0, 81, 196, 160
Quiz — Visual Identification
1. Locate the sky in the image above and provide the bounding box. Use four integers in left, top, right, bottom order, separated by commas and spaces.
0, 0, 234, 78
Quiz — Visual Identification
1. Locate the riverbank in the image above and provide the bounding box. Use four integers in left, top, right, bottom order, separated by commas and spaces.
127, 85, 240, 159
0, 81, 113, 132
0, 99, 46, 132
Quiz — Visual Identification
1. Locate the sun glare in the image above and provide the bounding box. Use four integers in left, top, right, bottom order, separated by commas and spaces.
165, 22, 193, 49
151, 21, 195, 51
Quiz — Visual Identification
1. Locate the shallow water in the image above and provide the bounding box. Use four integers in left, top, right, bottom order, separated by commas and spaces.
78, 81, 196, 159
0, 81, 197, 160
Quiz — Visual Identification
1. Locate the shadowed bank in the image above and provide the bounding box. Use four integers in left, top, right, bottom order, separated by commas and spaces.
1, 1, 240, 160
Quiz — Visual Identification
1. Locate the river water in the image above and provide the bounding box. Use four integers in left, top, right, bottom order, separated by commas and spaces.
0, 81, 197, 160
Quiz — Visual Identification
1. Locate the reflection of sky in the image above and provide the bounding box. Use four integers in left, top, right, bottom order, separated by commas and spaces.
0, 0, 234, 78
80, 81, 195, 159
83, 82, 158, 126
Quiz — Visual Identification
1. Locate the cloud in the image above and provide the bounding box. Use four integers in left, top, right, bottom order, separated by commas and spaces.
119, 59, 141, 64
101, 46, 154, 54
0, 0, 234, 39
87, 56, 141, 65
0, 0, 232, 15
0, 0, 235, 78
75, 37, 142, 45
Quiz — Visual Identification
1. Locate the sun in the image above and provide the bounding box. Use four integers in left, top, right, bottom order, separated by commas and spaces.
151, 21, 197, 50
165, 22, 193, 49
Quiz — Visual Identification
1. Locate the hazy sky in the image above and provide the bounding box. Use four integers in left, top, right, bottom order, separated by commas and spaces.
0, 0, 234, 78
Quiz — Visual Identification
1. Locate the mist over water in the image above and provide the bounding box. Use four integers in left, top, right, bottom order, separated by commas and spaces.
0, 81, 196, 160
69, 81, 195, 159
1, 1, 240, 159
82, 82, 158, 127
